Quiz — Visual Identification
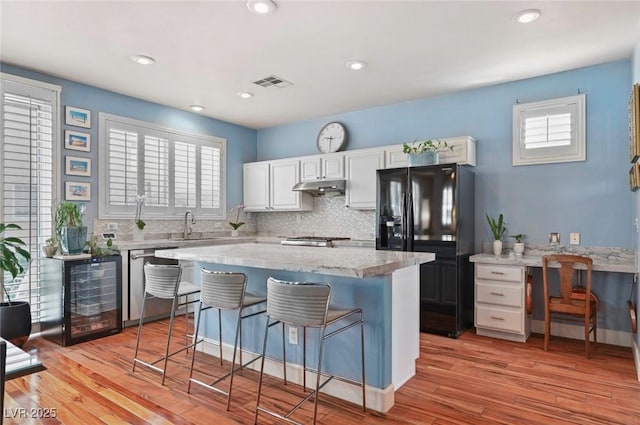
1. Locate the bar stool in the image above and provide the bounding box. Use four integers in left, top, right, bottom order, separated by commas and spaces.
254, 277, 366, 425
132, 263, 200, 385
188, 269, 267, 411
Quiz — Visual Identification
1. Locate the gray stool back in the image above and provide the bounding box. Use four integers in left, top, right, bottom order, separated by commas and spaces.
132, 263, 200, 385
255, 277, 366, 425
188, 269, 266, 411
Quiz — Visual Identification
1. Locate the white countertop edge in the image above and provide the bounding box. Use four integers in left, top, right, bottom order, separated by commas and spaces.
470, 253, 637, 274
155, 244, 435, 278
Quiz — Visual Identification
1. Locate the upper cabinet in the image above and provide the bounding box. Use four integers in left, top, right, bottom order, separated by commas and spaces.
243, 160, 313, 212
300, 154, 344, 181
344, 149, 385, 210
385, 136, 477, 168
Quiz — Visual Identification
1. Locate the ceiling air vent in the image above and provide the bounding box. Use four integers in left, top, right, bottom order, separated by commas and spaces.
252, 75, 293, 89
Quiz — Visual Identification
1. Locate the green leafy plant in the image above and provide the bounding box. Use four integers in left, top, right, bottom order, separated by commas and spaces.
85, 233, 115, 257
0, 223, 31, 303
135, 194, 146, 230
510, 234, 524, 243
486, 213, 507, 240
402, 139, 454, 154
55, 201, 83, 237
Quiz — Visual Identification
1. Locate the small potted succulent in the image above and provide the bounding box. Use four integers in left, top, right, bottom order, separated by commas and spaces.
42, 236, 58, 258
402, 139, 454, 166
510, 234, 525, 256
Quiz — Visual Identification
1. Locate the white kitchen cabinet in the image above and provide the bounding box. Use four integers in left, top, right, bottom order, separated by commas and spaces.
344, 149, 385, 209
243, 160, 312, 212
300, 154, 344, 181
474, 263, 530, 342
243, 162, 270, 211
384, 136, 477, 168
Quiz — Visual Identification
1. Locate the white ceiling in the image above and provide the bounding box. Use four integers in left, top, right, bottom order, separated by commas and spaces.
2, 1, 640, 130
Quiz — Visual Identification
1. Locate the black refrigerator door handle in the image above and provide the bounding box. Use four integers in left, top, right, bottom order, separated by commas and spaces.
407, 192, 414, 251
401, 192, 406, 241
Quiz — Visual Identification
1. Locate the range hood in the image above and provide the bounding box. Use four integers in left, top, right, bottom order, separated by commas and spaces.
291, 179, 346, 196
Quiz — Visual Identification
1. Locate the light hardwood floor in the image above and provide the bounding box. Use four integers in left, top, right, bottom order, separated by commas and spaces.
4, 319, 640, 424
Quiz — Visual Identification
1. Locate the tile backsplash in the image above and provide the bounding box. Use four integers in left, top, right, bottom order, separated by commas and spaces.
255, 196, 376, 240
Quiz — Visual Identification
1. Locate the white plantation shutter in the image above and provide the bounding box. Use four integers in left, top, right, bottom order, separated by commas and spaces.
201, 145, 221, 209
174, 141, 197, 208
513, 94, 585, 166
107, 127, 138, 207
99, 113, 226, 218
144, 134, 169, 207
1, 74, 60, 328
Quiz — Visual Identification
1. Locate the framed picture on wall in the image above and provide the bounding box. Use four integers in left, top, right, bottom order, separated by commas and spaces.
65, 156, 91, 177
65, 106, 91, 128
64, 130, 91, 152
65, 181, 91, 201
629, 84, 640, 163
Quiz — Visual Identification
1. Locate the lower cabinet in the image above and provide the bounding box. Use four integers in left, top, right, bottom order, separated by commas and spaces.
474, 263, 530, 342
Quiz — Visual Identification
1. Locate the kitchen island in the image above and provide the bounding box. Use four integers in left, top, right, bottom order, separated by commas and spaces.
155, 242, 434, 412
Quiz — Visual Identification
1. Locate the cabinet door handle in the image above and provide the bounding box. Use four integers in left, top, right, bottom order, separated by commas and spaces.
490, 316, 505, 321
491, 271, 505, 275
490, 292, 504, 296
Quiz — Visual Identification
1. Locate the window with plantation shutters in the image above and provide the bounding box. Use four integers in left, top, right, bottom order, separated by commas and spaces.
512, 94, 585, 166
1, 73, 61, 330
99, 113, 226, 219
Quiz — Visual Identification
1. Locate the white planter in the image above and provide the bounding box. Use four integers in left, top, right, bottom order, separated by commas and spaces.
513, 242, 525, 256
231, 229, 239, 237
133, 227, 144, 241
492, 240, 503, 257
408, 151, 439, 166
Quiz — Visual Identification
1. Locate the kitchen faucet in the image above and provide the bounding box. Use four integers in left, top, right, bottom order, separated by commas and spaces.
184, 210, 195, 239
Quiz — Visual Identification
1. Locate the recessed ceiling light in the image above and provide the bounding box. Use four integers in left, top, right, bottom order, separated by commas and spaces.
513, 9, 541, 24
346, 60, 367, 71
189, 105, 205, 112
131, 55, 156, 65
247, 0, 277, 15
237, 92, 254, 99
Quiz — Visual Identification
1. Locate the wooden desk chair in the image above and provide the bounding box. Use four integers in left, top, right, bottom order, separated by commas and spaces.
542, 254, 597, 358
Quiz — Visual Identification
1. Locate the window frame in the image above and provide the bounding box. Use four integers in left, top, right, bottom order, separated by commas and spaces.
0, 72, 62, 330
512, 94, 586, 166
99, 112, 226, 220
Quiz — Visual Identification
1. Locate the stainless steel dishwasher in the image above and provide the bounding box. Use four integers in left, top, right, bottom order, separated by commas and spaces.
127, 248, 179, 326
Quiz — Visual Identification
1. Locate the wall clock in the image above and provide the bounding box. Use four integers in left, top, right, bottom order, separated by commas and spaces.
316, 122, 347, 153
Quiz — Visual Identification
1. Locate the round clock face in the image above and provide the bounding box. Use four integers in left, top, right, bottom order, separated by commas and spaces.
317, 122, 347, 153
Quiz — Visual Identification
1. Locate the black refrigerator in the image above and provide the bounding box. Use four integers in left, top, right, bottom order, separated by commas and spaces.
376, 163, 474, 338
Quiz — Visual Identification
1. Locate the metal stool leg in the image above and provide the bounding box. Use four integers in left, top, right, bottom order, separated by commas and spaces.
187, 301, 204, 393
132, 294, 148, 373
226, 309, 243, 411
254, 317, 272, 425
160, 296, 179, 385
282, 322, 287, 385
218, 308, 223, 365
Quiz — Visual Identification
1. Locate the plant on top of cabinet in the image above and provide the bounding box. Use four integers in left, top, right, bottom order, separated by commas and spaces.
42, 236, 58, 258
486, 213, 507, 257
403, 139, 453, 166
55, 201, 87, 255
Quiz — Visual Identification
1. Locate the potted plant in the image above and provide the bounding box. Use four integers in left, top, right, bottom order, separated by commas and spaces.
55, 201, 87, 255
229, 204, 245, 236
42, 236, 58, 258
486, 213, 507, 256
402, 139, 454, 166
0, 222, 32, 346
510, 234, 525, 256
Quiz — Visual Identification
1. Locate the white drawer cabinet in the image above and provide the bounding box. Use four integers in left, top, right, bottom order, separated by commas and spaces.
474, 263, 530, 342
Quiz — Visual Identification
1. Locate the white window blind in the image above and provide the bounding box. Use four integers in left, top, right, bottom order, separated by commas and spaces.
1, 74, 60, 328
99, 113, 226, 219
513, 94, 585, 166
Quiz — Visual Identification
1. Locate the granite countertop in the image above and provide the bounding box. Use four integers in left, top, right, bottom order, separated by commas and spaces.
155, 242, 434, 278
470, 245, 636, 274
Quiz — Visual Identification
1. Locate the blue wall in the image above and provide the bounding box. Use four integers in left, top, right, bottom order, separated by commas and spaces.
0, 63, 258, 230
258, 60, 632, 249
257, 59, 635, 334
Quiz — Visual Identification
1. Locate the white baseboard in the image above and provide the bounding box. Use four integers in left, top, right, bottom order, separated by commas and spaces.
633, 338, 640, 382
530, 319, 632, 347
195, 336, 394, 413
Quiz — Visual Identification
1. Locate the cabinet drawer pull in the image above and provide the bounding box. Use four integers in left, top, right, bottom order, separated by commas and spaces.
491, 271, 505, 275
490, 316, 505, 321
490, 292, 504, 296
